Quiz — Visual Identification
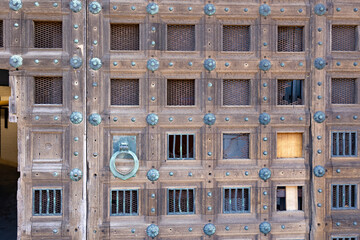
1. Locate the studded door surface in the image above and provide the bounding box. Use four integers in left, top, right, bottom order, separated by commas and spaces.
7, 0, 360, 239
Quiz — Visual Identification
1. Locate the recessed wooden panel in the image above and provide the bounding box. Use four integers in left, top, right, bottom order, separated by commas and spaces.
277, 133, 303, 158
32, 132, 63, 161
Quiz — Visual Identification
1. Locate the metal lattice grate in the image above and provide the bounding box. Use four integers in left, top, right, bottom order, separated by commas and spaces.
167, 25, 195, 51
34, 77, 62, 104
223, 133, 249, 159
33, 189, 62, 216
332, 131, 357, 157
332, 237, 357, 240
332, 25, 356, 51
168, 134, 195, 160
168, 188, 194, 214
223, 188, 250, 213
223, 25, 250, 51
223, 79, 250, 105
332, 184, 357, 209
34, 21, 62, 48
0, 20, 3, 47
110, 190, 138, 216
332, 78, 356, 104
278, 80, 303, 105
111, 79, 139, 105
167, 79, 195, 105
110, 24, 139, 50
278, 26, 303, 52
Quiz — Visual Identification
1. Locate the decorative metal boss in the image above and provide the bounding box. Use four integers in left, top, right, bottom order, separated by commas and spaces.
204, 113, 216, 125
314, 3, 326, 16
88, 113, 101, 126
259, 59, 271, 71
9, 0, 22, 11
69, 168, 83, 181
89, 1, 101, 14
146, 113, 159, 126
9, 55, 23, 68
147, 58, 159, 72
259, 168, 271, 181
70, 112, 83, 124
70, 56, 83, 69
70, 0, 82, 12
146, 3, 159, 15
259, 222, 271, 234
146, 224, 159, 238
110, 141, 139, 180
147, 169, 160, 182
203, 223, 216, 236
204, 4, 216, 16
259, 113, 271, 125
314, 165, 326, 177
204, 58, 216, 71
314, 57, 326, 70
259, 4, 271, 16
314, 111, 325, 123
89, 58, 102, 70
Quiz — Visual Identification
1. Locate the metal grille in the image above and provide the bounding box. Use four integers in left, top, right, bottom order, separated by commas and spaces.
332, 237, 357, 240
223, 134, 249, 159
34, 21, 62, 48
110, 24, 139, 50
168, 188, 195, 215
168, 134, 195, 160
223, 188, 250, 213
167, 25, 195, 51
332, 25, 356, 51
111, 79, 139, 105
332, 131, 357, 157
332, 78, 356, 104
34, 77, 62, 104
278, 26, 303, 52
223, 25, 250, 51
0, 20, 3, 47
332, 184, 357, 209
110, 190, 138, 216
167, 79, 195, 105
33, 189, 62, 216
278, 80, 303, 105
223, 79, 250, 105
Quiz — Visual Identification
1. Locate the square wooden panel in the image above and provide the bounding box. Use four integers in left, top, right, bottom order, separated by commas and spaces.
32, 132, 63, 161
277, 133, 303, 158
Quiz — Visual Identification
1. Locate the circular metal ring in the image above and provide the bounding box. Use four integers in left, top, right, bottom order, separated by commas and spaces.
110, 150, 139, 180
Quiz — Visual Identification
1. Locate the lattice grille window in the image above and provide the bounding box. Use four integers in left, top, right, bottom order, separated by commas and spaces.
34, 21, 62, 48
110, 189, 138, 216
168, 134, 195, 160
332, 237, 357, 240
278, 80, 303, 105
0, 20, 3, 47
223, 25, 250, 51
34, 77, 62, 104
110, 24, 139, 50
332, 78, 356, 104
332, 131, 357, 157
278, 26, 304, 52
223, 134, 249, 159
167, 79, 195, 105
332, 184, 357, 209
111, 79, 139, 105
168, 188, 195, 215
33, 189, 62, 216
223, 79, 250, 105
167, 25, 195, 51
332, 25, 357, 51
223, 188, 250, 213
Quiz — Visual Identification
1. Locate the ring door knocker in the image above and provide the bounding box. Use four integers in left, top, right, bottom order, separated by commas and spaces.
110, 141, 139, 180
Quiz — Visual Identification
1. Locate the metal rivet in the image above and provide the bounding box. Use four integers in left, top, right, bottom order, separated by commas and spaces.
188, 227, 193, 232
34, 59, 39, 64
208, 83, 212, 87
263, 205, 267, 210
151, 208, 155, 212
151, 41, 155, 46
207, 192, 212, 197
53, 172, 58, 177
53, 229, 58, 234
131, 229, 136, 233
336, 62, 341, 66
224, 8, 229, 12
263, 83, 268, 87
336, 7, 341, 12
281, 225, 285, 229
225, 117, 230, 121
280, 116, 285, 121
53, 3, 58, 7
169, 62, 173, 67
225, 62, 229, 67
74, 39, 79, 43
317, 149, 322, 154
226, 172, 230, 176
131, 6, 136, 10
131, 117, 136, 122
244, 117, 249, 121
169, 172, 174, 176
318, 41, 322, 45
54, 59, 59, 64
131, 61, 136, 66
188, 172, 192, 176
318, 189, 322, 193
151, 194, 155, 198
169, 7, 173, 11
74, 151, 79, 156
35, 2, 39, 6
318, 28, 322, 32
317, 203, 322, 207
169, 117, 173, 122
188, 62, 193, 66
151, 26, 156, 32
74, 24, 79, 29
113, 62, 118, 66
317, 136, 322, 140
280, 62, 285, 67
92, 82, 98, 87
244, 226, 249, 230
317, 96, 322, 99
299, 117, 303, 121
299, 62, 303, 66
113, 117, 118, 122
244, 8, 248, 12
263, 151, 267, 155
263, 97, 267, 101
263, 191, 267, 195
14, 23, 19, 27
113, 6, 117, 10
336, 169, 340, 173
74, 137, 79, 141
188, 117, 193, 122
263, 42, 268, 46
151, 97, 156, 101
280, 8, 284, 12
225, 226, 230, 231
353, 221, 357, 226
336, 115, 340, 119
298, 8, 303, 13
317, 82, 322, 86
35, 116, 40, 120
93, 153, 98, 157
353, 115, 358, 120
54, 116, 59, 121
93, 40, 98, 45
354, 62, 358, 66
207, 206, 212, 210
263, 137, 268, 141
208, 97, 212, 101
208, 152, 212, 156
188, 7, 192, 11
336, 222, 340, 226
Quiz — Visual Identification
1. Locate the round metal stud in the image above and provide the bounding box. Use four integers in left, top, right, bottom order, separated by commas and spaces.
131, 117, 136, 122
9, 55, 23, 68
226, 172, 230, 176
353, 115, 358, 120
203, 223, 216, 236
89, 1, 101, 14
353, 222, 357, 226
151, 208, 155, 212
317, 203, 322, 207
354, 62, 358, 66
259, 222, 271, 234
314, 111, 325, 123
70, 56, 83, 69
280, 8, 284, 12
74, 151, 78, 156
207, 192, 212, 197
113, 62, 118, 66
147, 169, 159, 181
70, 0, 82, 12
259, 4, 271, 16
336, 115, 340, 119
188, 227, 192, 232
9, 0, 22, 11
169, 117, 173, 122
263, 205, 267, 210
188, 7, 192, 11
147, 58, 159, 72
113, 117, 118, 122
208, 152, 212, 156
225, 62, 229, 67
225, 226, 230, 231
263, 151, 268, 155
299, 117, 303, 121
151, 97, 156, 101
314, 165, 326, 177
204, 58, 216, 71
263, 97, 267, 101
263, 191, 267, 195
169, 172, 173, 176
280, 62, 285, 67
259, 113, 271, 125
225, 117, 230, 121
88, 113, 102, 126
131, 6, 136, 11
188, 62, 193, 66
263, 137, 268, 141
53, 229, 58, 234
204, 113, 216, 125
70, 112, 83, 124
298, 8, 303, 13
244, 226, 249, 230
317, 136, 322, 140
74, 137, 79, 141
224, 8, 229, 12
259, 168, 271, 181
244, 117, 249, 121
281, 225, 285, 229
280, 116, 285, 121
188, 172, 192, 177
318, 189, 322, 193
146, 224, 159, 238
131, 229, 136, 233
89, 58, 102, 70
314, 3, 326, 16
147, 3, 159, 15
336, 169, 341, 173
259, 59, 271, 71
204, 4, 216, 16
70, 168, 83, 181
317, 149, 322, 154
314, 57, 326, 70
318, 41, 323, 45
317, 95, 322, 99
263, 83, 268, 87
245, 171, 249, 176
146, 113, 159, 126
299, 62, 304, 66
207, 206, 212, 210
336, 7, 341, 12
244, 8, 248, 12
131, 61, 136, 66
354, 8, 358, 12
169, 7, 173, 11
